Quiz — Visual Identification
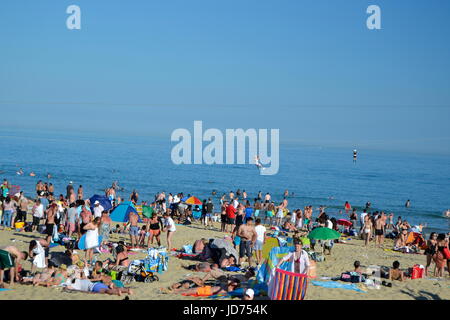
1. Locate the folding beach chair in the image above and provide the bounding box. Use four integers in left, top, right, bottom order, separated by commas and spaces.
269, 268, 308, 300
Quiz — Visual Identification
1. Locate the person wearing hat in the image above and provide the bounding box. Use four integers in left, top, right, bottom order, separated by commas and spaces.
93, 200, 104, 219
243, 288, 254, 300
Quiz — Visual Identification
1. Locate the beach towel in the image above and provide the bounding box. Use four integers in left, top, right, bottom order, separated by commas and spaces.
269, 268, 308, 300
311, 280, 366, 293
257, 246, 294, 285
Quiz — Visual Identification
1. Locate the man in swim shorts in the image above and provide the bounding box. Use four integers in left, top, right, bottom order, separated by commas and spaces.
128, 211, 139, 248
237, 217, 257, 267
0, 246, 28, 286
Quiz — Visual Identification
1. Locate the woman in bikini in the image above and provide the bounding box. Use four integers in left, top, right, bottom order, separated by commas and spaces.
146, 213, 163, 248
362, 215, 372, 246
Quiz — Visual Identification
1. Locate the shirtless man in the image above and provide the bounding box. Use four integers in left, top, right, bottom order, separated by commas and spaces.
374, 214, 386, 248
128, 211, 139, 248
237, 217, 257, 266
17, 192, 28, 223
0, 246, 28, 286
229, 191, 234, 200
45, 203, 57, 244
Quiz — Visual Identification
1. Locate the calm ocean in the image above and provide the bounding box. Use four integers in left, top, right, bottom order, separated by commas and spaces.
1, 129, 449, 235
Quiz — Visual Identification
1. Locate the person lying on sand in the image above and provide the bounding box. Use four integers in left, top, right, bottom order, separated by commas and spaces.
22, 262, 56, 286
64, 278, 133, 296
161, 279, 240, 296
28, 264, 68, 287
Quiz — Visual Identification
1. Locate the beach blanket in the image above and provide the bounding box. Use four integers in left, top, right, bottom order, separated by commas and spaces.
269, 268, 308, 300
257, 246, 294, 285
311, 280, 366, 293
210, 238, 238, 261
0, 288, 11, 291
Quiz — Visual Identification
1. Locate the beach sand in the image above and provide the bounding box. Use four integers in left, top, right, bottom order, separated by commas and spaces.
0, 222, 448, 300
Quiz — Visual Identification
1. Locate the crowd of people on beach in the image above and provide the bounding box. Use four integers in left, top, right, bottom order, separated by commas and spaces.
0, 177, 449, 299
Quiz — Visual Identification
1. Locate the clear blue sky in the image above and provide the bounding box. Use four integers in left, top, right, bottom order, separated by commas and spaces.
0, 0, 449, 154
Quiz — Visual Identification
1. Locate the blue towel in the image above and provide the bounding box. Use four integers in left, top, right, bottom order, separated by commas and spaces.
225, 266, 242, 272
0, 288, 11, 291
311, 280, 366, 293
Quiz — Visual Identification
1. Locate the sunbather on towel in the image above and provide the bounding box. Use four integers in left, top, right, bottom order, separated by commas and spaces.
65, 278, 133, 296
164, 279, 241, 296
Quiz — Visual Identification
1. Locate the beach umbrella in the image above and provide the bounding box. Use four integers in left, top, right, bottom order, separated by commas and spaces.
110, 201, 141, 223
142, 205, 155, 218
185, 196, 202, 205
337, 219, 352, 227
308, 227, 341, 240
308, 227, 341, 254
89, 194, 112, 212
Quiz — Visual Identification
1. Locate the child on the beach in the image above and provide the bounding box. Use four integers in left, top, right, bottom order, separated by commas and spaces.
138, 225, 148, 247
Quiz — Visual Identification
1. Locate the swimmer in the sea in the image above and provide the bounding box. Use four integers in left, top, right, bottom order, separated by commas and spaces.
353, 149, 357, 162
30, 172, 36, 177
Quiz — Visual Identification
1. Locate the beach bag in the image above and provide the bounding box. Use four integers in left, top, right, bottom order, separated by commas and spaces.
24, 223, 33, 232
410, 265, 424, 279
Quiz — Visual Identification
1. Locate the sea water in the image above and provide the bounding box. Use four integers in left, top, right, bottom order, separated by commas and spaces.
0, 128, 449, 235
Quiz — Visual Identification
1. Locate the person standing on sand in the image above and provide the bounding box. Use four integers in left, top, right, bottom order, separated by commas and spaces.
146, 213, 163, 247
233, 205, 245, 239
99, 211, 112, 251
32, 199, 44, 232
220, 201, 228, 232
253, 218, 266, 266
128, 211, 139, 248
424, 232, 438, 277
362, 215, 372, 246
276, 238, 310, 275
45, 203, 57, 244
226, 201, 236, 233
162, 212, 176, 251
16, 192, 28, 223
237, 217, 257, 267
374, 214, 385, 248
83, 217, 100, 264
